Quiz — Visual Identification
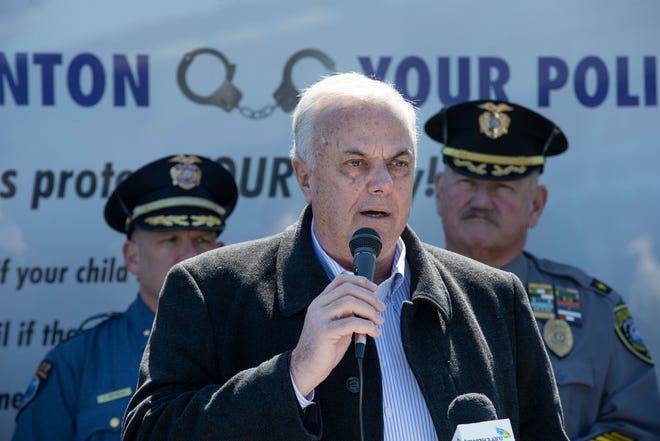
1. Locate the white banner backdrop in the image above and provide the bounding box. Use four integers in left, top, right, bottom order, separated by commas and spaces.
1, 0, 659, 437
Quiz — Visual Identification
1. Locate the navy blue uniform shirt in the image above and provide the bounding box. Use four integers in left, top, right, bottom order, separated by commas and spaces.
506, 251, 660, 441
13, 296, 154, 441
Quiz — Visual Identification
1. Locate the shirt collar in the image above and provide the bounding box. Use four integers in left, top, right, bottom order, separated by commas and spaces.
503, 252, 528, 284
129, 295, 156, 337
310, 218, 407, 301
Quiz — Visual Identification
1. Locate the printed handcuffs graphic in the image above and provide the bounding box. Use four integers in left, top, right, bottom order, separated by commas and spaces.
177, 48, 335, 118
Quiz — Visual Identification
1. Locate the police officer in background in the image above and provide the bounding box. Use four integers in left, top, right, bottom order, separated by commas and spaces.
12, 154, 238, 441
425, 101, 660, 441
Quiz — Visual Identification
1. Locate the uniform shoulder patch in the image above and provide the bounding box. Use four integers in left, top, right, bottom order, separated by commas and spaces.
590, 278, 612, 295
613, 303, 653, 366
16, 361, 53, 417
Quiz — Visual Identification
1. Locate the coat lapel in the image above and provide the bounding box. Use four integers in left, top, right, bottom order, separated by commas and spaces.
276, 206, 332, 318
400, 227, 456, 439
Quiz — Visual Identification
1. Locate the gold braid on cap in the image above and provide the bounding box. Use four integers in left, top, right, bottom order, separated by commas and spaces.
453, 159, 488, 175
443, 147, 545, 166
125, 196, 226, 227
492, 164, 528, 177
446, 147, 543, 177
143, 215, 190, 227
143, 214, 222, 228
190, 215, 222, 228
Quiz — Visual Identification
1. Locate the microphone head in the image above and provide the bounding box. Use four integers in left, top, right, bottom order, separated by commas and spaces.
349, 228, 382, 257
447, 393, 497, 427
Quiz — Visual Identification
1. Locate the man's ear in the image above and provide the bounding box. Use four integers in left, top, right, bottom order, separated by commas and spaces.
433, 172, 445, 217
122, 240, 140, 276
292, 158, 313, 203
528, 184, 548, 228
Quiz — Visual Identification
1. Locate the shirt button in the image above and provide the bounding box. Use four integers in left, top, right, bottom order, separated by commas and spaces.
109, 417, 120, 428
143, 329, 151, 337
385, 407, 393, 418
346, 376, 360, 394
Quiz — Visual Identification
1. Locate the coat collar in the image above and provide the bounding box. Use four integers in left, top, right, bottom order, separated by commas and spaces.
276, 206, 452, 324
401, 227, 452, 324
276, 206, 331, 317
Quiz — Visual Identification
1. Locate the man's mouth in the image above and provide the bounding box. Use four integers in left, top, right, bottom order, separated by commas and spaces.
361, 210, 388, 218
461, 208, 499, 225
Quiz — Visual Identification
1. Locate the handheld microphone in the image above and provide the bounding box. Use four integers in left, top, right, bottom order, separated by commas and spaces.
349, 228, 382, 359
448, 393, 515, 441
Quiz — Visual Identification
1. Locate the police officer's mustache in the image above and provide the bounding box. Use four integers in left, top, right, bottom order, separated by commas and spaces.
460, 207, 500, 225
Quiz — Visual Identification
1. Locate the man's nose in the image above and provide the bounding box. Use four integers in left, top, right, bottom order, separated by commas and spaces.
178, 241, 200, 261
470, 185, 495, 209
367, 161, 394, 193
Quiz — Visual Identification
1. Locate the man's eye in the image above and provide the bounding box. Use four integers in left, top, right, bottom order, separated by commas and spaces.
347, 159, 362, 167
391, 160, 408, 168
160, 236, 179, 245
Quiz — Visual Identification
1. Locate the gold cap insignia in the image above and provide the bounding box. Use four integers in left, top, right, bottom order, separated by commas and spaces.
543, 317, 574, 358
477, 102, 514, 139
169, 155, 202, 190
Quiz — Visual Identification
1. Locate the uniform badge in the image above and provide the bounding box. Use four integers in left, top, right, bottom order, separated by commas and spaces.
543, 318, 574, 358
527, 283, 555, 320
613, 303, 653, 366
169, 155, 202, 190
16, 361, 52, 415
477, 102, 514, 139
555, 287, 582, 326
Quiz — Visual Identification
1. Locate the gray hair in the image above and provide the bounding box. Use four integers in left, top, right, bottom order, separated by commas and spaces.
289, 72, 418, 167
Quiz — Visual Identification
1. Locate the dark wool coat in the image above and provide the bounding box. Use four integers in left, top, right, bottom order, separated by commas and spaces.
122, 206, 568, 441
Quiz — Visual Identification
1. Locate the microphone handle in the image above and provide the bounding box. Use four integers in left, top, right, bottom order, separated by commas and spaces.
353, 250, 376, 359
353, 251, 376, 281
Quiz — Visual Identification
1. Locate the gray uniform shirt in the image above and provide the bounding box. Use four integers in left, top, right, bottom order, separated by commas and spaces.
506, 251, 660, 441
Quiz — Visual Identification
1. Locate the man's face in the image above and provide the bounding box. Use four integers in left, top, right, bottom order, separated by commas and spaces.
123, 229, 219, 307
293, 101, 416, 268
434, 167, 546, 268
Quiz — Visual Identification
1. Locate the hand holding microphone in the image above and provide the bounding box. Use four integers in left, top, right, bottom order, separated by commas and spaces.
290, 228, 384, 396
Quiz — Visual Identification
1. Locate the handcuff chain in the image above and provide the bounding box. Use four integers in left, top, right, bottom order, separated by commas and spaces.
238, 103, 278, 120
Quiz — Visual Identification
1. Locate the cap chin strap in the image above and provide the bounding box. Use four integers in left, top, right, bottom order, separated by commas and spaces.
541, 127, 560, 155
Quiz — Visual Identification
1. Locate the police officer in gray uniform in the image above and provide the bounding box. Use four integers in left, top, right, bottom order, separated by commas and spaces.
12, 154, 238, 441
425, 101, 660, 441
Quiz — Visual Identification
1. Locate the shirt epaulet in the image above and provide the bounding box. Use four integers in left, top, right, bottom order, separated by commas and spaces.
77, 311, 122, 334
528, 252, 612, 297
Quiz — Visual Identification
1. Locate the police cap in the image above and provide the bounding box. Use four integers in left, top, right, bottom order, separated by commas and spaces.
424, 100, 568, 180
104, 154, 238, 236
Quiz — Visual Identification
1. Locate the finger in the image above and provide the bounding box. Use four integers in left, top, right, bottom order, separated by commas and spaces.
317, 277, 384, 311
325, 314, 383, 339
324, 272, 378, 294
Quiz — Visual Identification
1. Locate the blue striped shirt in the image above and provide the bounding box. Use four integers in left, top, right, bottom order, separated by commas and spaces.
310, 221, 438, 441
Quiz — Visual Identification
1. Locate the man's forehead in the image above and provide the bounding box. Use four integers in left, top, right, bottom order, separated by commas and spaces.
317, 99, 410, 128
